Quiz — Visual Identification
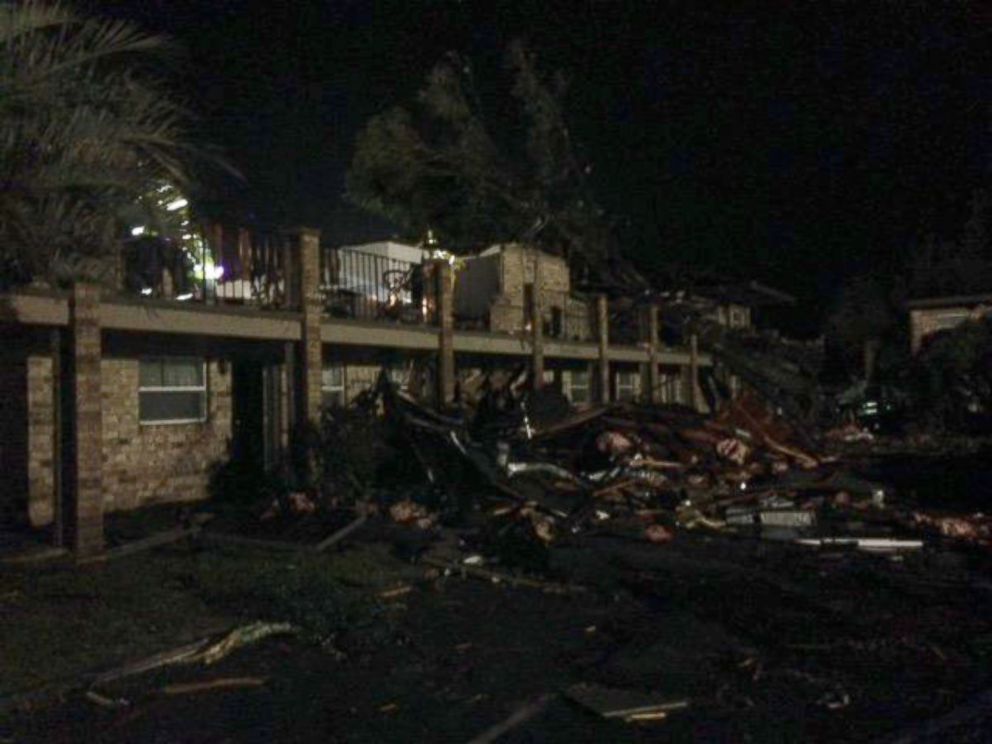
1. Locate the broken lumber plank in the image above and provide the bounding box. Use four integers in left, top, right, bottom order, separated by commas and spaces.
92, 638, 214, 685
794, 537, 923, 553
467, 692, 557, 744
163, 677, 267, 695
421, 556, 585, 594
77, 525, 201, 565
565, 682, 689, 720
312, 513, 368, 553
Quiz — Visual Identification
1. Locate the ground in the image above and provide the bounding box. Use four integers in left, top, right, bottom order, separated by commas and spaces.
2, 492, 992, 743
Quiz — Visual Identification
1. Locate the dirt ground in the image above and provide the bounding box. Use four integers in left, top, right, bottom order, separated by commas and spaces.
3, 512, 992, 743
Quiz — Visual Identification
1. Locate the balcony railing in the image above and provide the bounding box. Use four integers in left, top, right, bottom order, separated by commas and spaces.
319, 247, 435, 325
120, 227, 293, 310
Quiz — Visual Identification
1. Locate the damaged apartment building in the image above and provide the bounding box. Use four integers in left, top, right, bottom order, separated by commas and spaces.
0, 226, 723, 555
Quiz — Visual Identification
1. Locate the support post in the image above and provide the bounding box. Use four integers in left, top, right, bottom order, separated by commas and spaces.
66, 283, 103, 555
531, 255, 544, 389
597, 294, 610, 404
640, 304, 660, 404
689, 332, 700, 411
50, 328, 63, 548
292, 228, 323, 428
434, 259, 455, 406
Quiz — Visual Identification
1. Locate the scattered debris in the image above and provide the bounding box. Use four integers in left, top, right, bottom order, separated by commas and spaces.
467, 692, 557, 744
162, 677, 267, 695
565, 682, 689, 722
199, 622, 296, 666
84, 690, 129, 709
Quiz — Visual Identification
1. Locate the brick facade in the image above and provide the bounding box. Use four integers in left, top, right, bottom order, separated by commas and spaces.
476, 245, 591, 340
22, 355, 232, 526
101, 358, 232, 511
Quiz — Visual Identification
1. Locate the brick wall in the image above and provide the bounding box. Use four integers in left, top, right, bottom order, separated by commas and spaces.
26, 355, 55, 526
101, 358, 232, 511
486, 245, 590, 339
22, 355, 232, 524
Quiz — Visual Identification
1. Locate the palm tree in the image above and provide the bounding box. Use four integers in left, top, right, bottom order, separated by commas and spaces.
0, 1, 208, 286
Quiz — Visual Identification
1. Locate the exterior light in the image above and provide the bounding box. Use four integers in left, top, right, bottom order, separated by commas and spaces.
165, 197, 188, 211
212, 265, 225, 280
130, 226, 146, 237
175, 293, 193, 301
140, 287, 153, 296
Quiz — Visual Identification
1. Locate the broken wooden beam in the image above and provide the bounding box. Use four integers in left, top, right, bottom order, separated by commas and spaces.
467, 692, 557, 744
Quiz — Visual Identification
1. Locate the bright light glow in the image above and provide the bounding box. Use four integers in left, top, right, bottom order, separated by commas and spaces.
212, 265, 225, 280
182, 233, 193, 240
175, 293, 193, 301
130, 226, 146, 237
140, 287, 153, 296
165, 197, 188, 211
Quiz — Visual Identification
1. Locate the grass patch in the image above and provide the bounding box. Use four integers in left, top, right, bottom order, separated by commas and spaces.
0, 540, 418, 697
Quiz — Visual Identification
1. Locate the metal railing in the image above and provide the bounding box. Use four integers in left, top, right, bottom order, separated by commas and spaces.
120, 228, 292, 310
319, 247, 434, 324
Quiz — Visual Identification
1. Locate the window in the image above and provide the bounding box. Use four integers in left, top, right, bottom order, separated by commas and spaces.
566, 369, 591, 405
139, 358, 207, 424
615, 370, 638, 402
322, 364, 346, 408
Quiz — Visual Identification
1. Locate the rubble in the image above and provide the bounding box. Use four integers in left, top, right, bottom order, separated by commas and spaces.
323, 368, 992, 576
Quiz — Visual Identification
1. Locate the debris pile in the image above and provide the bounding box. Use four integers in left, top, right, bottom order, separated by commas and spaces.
358, 372, 983, 569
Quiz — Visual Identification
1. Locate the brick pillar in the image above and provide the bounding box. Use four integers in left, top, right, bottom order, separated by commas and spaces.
67, 282, 103, 555
434, 260, 455, 406
531, 255, 544, 389
597, 294, 610, 404
293, 228, 323, 427
640, 304, 660, 404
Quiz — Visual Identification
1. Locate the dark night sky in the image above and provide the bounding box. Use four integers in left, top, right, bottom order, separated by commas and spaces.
93, 1, 991, 323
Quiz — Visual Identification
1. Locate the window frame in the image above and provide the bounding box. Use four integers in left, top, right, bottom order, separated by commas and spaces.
566, 368, 591, 405
321, 363, 347, 408
138, 357, 208, 426
615, 369, 638, 403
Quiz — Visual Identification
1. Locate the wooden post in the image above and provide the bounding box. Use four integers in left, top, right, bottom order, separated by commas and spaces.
67, 283, 103, 555
689, 333, 700, 411
50, 328, 63, 548
435, 260, 455, 406
531, 254, 544, 389
291, 228, 323, 428
640, 304, 660, 404
597, 294, 610, 404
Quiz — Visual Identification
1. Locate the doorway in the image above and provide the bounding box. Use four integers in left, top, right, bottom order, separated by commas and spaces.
231, 359, 282, 472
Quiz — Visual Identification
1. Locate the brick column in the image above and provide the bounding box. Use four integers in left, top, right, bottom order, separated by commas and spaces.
596, 294, 610, 404
67, 282, 103, 555
434, 260, 455, 406
293, 228, 323, 427
640, 304, 660, 404
531, 255, 544, 389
